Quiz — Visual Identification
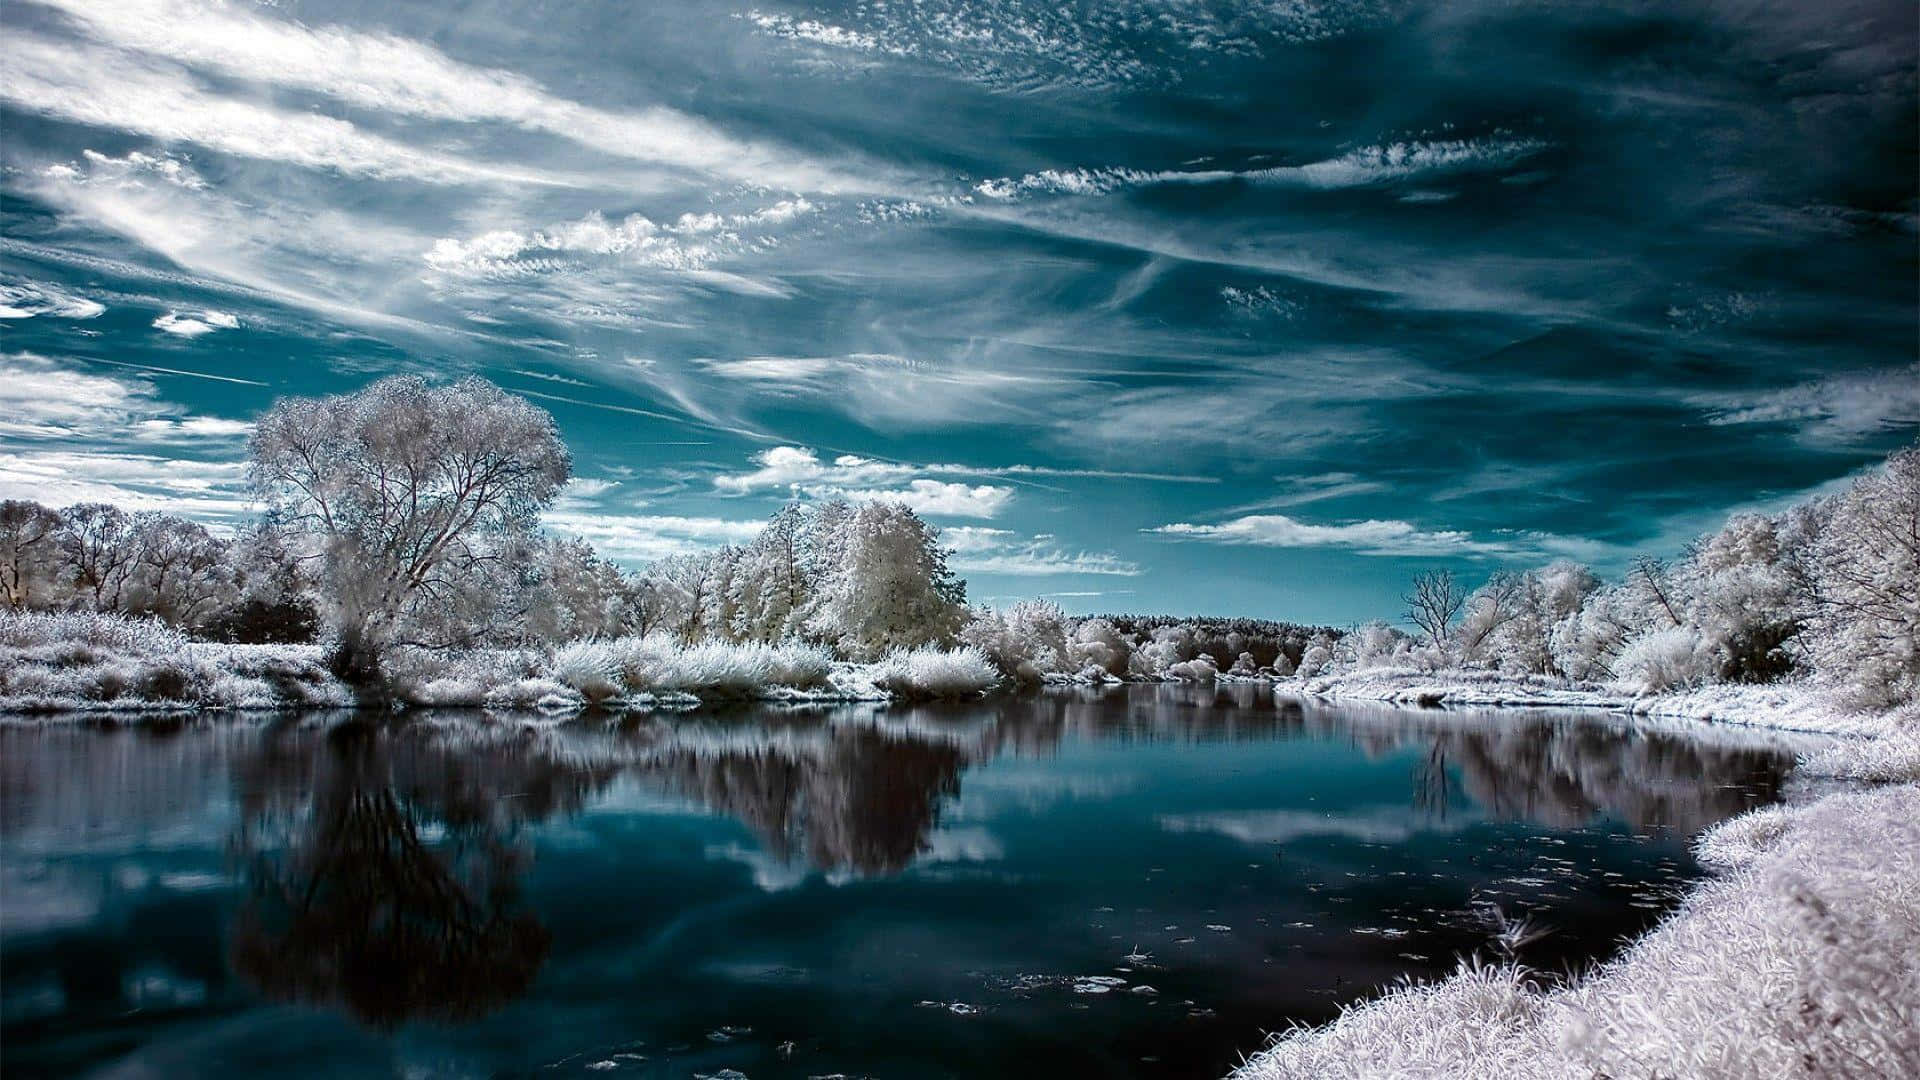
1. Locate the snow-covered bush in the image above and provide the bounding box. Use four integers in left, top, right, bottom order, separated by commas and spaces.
870, 645, 1000, 700
1165, 654, 1219, 682
1612, 625, 1718, 694
960, 599, 1072, 683
0, 611, 342, 712
1128, 625, 1197, 678
1297, 641, 1334, 679
1347, 620, 1407, 669
1068, 617, 1131, 677
551, 639, 626, 702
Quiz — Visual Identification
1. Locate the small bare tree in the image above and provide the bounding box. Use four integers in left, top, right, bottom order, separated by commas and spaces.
250, 376, 570, 682
1403, 569, 1465, 651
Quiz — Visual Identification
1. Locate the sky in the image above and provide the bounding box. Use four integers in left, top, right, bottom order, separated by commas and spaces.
0, 0, 1915, 625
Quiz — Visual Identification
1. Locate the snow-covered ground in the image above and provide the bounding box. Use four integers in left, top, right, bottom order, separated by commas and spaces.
1291, 666, 1905, 738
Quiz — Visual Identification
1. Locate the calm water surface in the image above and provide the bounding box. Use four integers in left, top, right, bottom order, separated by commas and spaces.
1, 685, 1797, 1079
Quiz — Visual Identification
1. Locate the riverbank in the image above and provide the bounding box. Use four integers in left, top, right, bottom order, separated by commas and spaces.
1292, 666, 1902, 738
1230, 715, 1920, 1080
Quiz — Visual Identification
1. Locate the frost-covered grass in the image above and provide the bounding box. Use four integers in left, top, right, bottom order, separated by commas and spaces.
0, 611, 346, 714
1232, 781, 1920, 1080
0, 613, 990, 716
869, 645, 1001, 700
548, 635, 837, 701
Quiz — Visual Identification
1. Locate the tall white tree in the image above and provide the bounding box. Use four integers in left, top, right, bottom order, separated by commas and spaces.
804, 502, 966, 660
249, 376, 570, 680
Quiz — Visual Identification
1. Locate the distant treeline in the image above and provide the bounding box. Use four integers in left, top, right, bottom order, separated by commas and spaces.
1090, 614, 1339, 672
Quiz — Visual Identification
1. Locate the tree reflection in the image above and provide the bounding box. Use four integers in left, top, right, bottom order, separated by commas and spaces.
1306, 705, 1796, 833
639, 722, 964, 875
228, 721, 620, 1027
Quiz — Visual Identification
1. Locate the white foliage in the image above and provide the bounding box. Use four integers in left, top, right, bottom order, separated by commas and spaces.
869, 644, 1000, 700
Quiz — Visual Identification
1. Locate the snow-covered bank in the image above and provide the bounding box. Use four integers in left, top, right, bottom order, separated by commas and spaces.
1231, 770, 1920, 1080
0, 613, 1000, 718
1292, 667, 1905, 738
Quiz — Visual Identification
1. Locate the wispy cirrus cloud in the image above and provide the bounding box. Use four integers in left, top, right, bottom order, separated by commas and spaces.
973, 138, 1551, 201
713, 445, 1211, 499
0, 35, 559, 187
942, 526, 1139, 577
542, 510, 766, 563
31, 0, 884, 193
0, 279, 106, 320
1691, 364, 1920, 445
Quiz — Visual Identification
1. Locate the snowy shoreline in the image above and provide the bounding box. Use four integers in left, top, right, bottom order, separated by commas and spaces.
1284, 666, 1902, 738
1228, 685, 1920, 1079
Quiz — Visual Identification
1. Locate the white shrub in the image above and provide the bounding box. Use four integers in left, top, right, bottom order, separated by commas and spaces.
871, 645, 1000, 700
1612, 625, 1717, 694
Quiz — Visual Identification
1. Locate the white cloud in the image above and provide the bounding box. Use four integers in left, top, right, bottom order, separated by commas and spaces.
35, 0, 878, 193
0, 354, 156, 438
745, 11, 896, 53
1693, 364, 1920, 445
709, 448, 1016, 517
2, 35, 556, 186
46, 149, 208, 190
714, 446, 915, 493
804, 479, 1013, 518
129, 417, 254, 442
712, 445, 1211, 500
974, 138, 1550, 201
152, 310, 239, 337
1148, 514, 1507, 557
0, 449, 252, 520
543, 510, 765, 563
0, 280, 106, 320
423, 201, 817, 282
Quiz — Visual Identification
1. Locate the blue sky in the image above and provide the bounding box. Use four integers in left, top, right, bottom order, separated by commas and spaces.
0, 0, 1915, 624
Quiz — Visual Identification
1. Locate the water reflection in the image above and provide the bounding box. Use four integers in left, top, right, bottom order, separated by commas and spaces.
225, 721, 620, 1026
0, 687, 1816, 1078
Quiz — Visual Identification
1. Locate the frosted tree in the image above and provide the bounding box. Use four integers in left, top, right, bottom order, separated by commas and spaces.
1461, 562, 1598, 675
642, 551, 719, 641
126, 513, 235, 628
805, 502, 966, 660
1806, 443, 1920, 706
1456, 571, 1526, 665
730, 503, 810, 642
520, 535, 639, 643
0, 500, 63, 610
1402, 569, 1464, 654
56, 503, 140, 613
1680, 512, 1806, 683
249, 376, 571, 681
